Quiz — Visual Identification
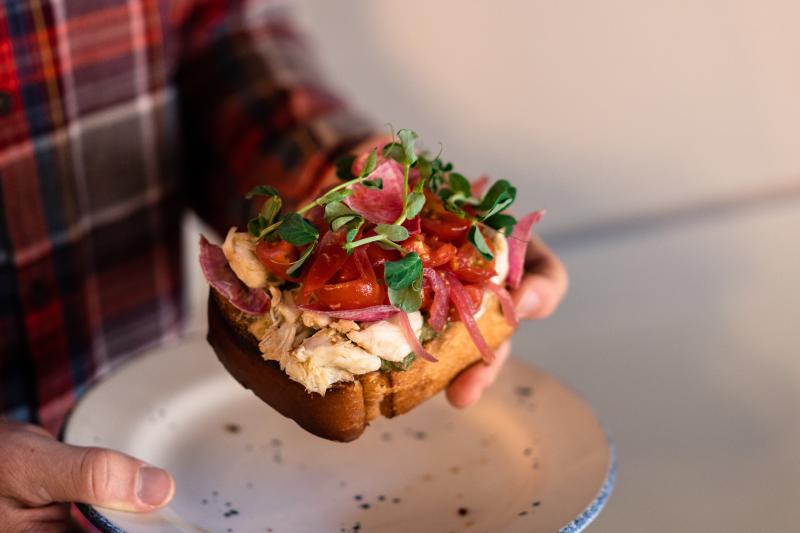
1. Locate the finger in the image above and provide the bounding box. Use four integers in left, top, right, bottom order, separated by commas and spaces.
447, 341, 512, 408
19, 502, 71, 522
0, 429, 174, 512
513, 234, 568, 319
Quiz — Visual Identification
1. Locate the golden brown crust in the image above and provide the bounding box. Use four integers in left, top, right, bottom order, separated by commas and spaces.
207, 289, 514, 442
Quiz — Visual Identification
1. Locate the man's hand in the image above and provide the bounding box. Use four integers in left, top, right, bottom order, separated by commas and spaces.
0, 420, 175, 532
447, 233, 568, 407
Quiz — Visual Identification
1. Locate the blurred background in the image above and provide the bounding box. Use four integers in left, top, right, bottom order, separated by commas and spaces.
185, 1, 800, 531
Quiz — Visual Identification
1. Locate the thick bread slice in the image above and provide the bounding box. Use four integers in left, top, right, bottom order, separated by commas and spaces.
207, 289, 514, 442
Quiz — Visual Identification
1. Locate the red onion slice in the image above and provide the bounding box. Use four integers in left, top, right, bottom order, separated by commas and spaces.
199, 235, 270, 315
507, 210, 545, 289
397, 311, 438, 362
423, 268, 449, 332
297, 305, 399, 322
484, 281, 518, 328
345, 159, 405, 223
444, 271, 495, 363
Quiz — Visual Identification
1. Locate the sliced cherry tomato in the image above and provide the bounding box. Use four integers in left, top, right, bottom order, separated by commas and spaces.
401, 235, 431, 263
302, 229, 349, 295
309, 248, 385, 310
420, 191, 471, 242
312, 278, 385, 309
255, 240, 298, 281
427, 242, 457, 268
450, 241, 496, 284
401, 234, 457, 269
335, 255, 361, 282
366, 244, 400, 270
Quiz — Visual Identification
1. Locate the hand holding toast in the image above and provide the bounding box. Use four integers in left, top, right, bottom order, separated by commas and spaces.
447, 234, 568, 407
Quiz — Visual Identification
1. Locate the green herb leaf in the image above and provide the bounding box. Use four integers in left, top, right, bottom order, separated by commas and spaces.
362, 178, 383, 190
483, 213, 517, 234
419, 322, 437, 343
382, 142, 404, 163
258, 195, 282, 225
286, 240, 317, 277
375, 223, 409, 242
477, 179, 516, 220
442, 201, 466, 217
317, 188, 352, 206
346, 228, 358, 244
449, 173, 471, 196
405, 191, 426, 219
468, 225, 494, 260
247, 216, 269, 238
330, 216, 356, 231
397, 129, 419, 165
335, 155, 356, 181
380, 353, 416, 372
388, 279, 423, 312
278, 213, 319, 245
324, 201, 357, 223
245, 185, 280, 199
360, 148, 378, 177
384, 252, 423, 290
325, 202, 362, 232
416, 156, 432, 183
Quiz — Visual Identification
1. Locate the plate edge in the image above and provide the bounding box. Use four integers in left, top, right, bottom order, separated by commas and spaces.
556, 436, 617, 533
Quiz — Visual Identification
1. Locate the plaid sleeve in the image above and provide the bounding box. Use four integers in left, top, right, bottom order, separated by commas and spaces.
174, 1, 375, 235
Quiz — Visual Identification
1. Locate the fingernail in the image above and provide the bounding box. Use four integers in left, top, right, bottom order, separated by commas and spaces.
137, 466, 173, 507
517, 290, 541, 317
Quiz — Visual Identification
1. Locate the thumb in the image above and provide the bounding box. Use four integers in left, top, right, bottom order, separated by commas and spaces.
6, 429, 175, 512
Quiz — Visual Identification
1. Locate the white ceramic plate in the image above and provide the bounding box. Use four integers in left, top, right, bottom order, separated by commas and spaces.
63, 334, 614, 533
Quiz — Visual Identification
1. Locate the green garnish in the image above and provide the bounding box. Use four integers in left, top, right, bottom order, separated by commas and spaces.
467, 225, 494, 260
243, 128, 520, 282
380, 352, 416, 372
384, 253, 423, 312
278, 213, 318, 245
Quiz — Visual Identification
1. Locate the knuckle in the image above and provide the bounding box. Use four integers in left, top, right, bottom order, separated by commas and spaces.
78, 448, 113, 501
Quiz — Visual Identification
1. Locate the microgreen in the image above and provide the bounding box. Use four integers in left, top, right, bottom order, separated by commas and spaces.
384, 252, 423, 290
476, 179, 516, 221
467, 225, 494, 260
483, 213, 517, 235
374, 223, 410, 242
335, 155, 357, 181
397, 129, 419, 166
361, 178, 383, 190
278, 213, 319, 245
245, 185, 280, 199
285, 240, 317, 277
405, 191, 426, 219
360, 148, 378, 177
387, 278, 423, 313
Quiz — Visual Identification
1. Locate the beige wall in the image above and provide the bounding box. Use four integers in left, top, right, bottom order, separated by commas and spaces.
293, 0, 800, 231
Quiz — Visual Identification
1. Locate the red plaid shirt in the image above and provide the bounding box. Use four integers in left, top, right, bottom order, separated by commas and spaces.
0, 0, 373, 434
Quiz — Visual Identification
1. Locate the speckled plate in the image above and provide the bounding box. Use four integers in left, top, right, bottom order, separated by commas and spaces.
62, 334, 614, 533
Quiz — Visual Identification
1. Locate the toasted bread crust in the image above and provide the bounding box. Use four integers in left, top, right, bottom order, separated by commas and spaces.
207, 289, 514, 441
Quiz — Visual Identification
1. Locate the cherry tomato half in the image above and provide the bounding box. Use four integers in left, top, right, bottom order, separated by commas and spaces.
255, 240, 298, 281
450, 241, 496, 284
420, 191, 471, 242
306, 248, 385, 310
401, 234, 457, 269
302, 229, 349, 295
